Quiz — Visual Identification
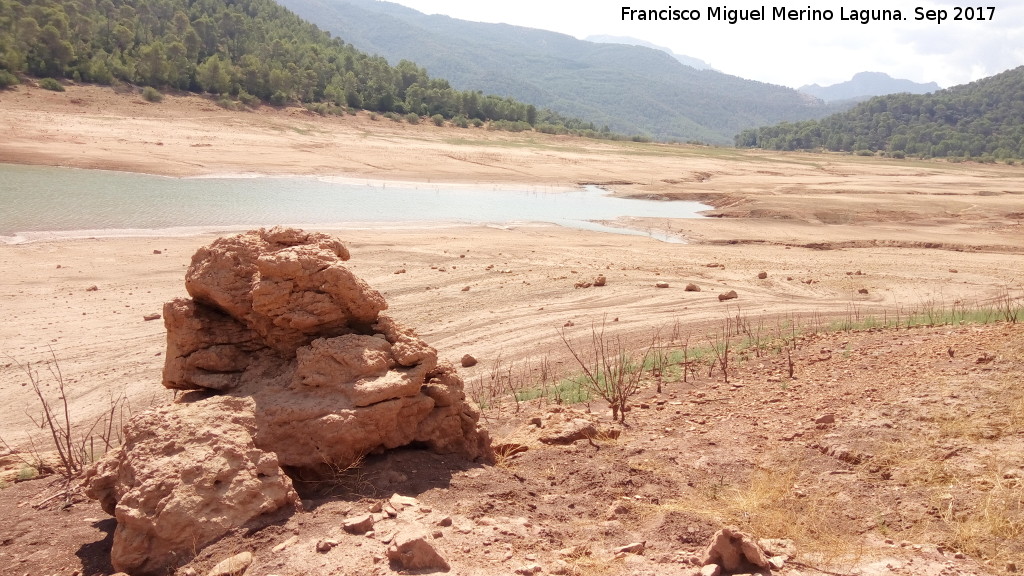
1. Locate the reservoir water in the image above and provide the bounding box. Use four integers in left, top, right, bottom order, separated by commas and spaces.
0, 164, 709, 243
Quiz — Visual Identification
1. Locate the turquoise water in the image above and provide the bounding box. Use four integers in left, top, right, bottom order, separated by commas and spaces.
0, 164, 708, 243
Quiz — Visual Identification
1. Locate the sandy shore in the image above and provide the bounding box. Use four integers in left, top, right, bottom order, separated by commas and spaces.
1, 83, 1023, 445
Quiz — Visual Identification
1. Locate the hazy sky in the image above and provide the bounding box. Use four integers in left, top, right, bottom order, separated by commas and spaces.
384, 0, 1024, 89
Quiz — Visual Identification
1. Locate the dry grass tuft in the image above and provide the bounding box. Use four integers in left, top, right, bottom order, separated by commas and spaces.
657, 458, 868, 567
857, 370, 1024, 567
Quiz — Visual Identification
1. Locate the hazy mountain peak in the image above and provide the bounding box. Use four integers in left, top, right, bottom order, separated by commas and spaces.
584, 35, 714, 70
799, 72, 940, 102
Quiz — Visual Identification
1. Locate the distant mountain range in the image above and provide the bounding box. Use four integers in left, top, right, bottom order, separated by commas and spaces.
277, 0, 850, 144
584, 35, 714, 71
799, 72, 940, 102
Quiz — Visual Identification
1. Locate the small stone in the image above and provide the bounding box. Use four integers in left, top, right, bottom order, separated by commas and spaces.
1006, 561, 1018, 572
461, 354, 478, 367
437, 516, 453, 527
768, 555, 786, 569
86, 285, 99, 291
616, 542, 646, 555
858, 288, 868, 294
343, 513, 375, 534
702, 527, 769, 571
700, 564, 721, 576
594, 275, 607, 287
540, 418, 599, 444
515, 564, 543, 575
461, 285, 470, 291
954, 552, 966, 559
718, 290, 738, 301
205, 551, 252, 576
271, 535, 299, 552
316, 539, 338, 553
153, 249, 162, 254
757, 271, 767, 279
143, 313, 161, 321
684, 283, 701, 292
390, 493, 419, 509
949, 268, 958, 273
814, 414, 836, 424
656, 281, 670, 288
387, 530, 450, 571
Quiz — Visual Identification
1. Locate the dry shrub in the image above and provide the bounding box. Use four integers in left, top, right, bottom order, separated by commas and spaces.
560, 321, 655, 423
1, 350, 128, 483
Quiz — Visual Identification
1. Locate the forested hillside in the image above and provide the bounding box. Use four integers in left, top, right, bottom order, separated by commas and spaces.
276, 0, 850, 145
737, 67, 1024, 160
0, 0, 600, 130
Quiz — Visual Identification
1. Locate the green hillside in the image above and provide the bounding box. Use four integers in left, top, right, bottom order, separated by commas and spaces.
275, 0, 850, 145
737, 67, 1024, 160
0, 0, 600, 130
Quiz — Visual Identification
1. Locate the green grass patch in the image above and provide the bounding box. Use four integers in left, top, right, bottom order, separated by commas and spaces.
515, 376, 591, 404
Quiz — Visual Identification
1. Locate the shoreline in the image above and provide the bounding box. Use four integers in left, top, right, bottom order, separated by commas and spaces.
0, 221, 554, 245
0, 219, 697, 246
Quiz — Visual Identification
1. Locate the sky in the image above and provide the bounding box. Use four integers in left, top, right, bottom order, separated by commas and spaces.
383, 0, 1024, 89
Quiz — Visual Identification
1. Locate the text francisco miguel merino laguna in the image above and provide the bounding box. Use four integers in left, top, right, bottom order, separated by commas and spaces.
621, 6, 994, 24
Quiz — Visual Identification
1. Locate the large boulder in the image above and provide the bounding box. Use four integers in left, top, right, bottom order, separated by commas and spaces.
82, 396, 298, 575
183, 226, 386, 353
85, 227, 492, 575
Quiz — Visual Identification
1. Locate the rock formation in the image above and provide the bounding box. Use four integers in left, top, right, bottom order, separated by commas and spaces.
701, 527, 770, 573
84, 227, 492, 575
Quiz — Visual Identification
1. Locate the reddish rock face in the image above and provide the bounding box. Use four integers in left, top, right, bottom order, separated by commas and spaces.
85, 227, 492, 575
183, 226, 385, 354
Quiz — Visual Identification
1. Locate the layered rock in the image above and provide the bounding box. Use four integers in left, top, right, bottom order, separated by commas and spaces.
83, 396, 299, 575
85, 227, 492, 575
